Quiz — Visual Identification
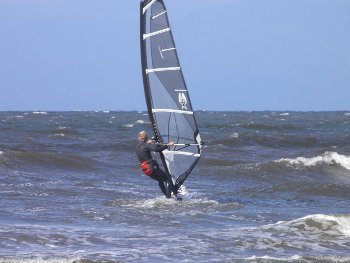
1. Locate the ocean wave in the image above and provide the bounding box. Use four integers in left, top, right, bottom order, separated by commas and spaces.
270, 214, 350, 236
237, 122, 298, 131
218, 214, 350, 257
0, 149, 97, 171
242, 255, 350, 263
277, 151, 350, 171
0, 258, 82, 263
207, 133, 322, 149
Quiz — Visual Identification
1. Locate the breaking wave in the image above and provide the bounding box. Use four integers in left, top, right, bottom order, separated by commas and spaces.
277, 151, 350, 171
270, 214, 350, 236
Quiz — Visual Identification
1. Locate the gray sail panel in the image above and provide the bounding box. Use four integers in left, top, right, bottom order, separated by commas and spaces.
140, 0, 202, 186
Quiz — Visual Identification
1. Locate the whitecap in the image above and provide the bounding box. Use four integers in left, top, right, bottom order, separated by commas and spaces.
276, 151, 350, 170
122, 119, 150, 128
122, 123, 134, 128
135, 119, 149, 124
279, 112, 290, 116
32, 111, 48, 115
53, 133, 65, 137
345, 112, 350, 116
230, 132, 239, 138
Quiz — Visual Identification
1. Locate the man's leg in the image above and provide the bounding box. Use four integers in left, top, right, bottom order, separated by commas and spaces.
153, 168, 173, 198
150, 169, 170, 198
157, 180, 168, 197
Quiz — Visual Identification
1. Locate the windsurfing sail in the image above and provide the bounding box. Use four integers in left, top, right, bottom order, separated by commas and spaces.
140, 0, 202, 187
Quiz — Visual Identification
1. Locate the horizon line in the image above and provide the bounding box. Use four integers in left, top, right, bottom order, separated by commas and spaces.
0, 109, 349, 113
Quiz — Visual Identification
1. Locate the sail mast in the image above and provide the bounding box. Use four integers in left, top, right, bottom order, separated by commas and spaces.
140, 0, 160, 142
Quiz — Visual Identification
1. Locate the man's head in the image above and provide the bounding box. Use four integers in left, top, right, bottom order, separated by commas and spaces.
138, 131, 149, 142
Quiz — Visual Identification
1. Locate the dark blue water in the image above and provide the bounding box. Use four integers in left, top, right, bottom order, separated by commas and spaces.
1, 111, 350, 262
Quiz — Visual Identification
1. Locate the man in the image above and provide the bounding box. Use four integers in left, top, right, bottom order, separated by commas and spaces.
136, 131, 178, 199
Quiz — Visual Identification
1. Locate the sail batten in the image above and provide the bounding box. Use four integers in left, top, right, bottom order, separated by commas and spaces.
146, 67, 181, 74
165, 151, 201, 157
152, 109, 194, 115
143, 0, 156, 14
140, 0, 202, 187
143, 27, 171, 40
152, 11, 167, 19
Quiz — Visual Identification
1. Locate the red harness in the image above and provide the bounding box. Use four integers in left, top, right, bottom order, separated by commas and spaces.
140, 160, 159, 176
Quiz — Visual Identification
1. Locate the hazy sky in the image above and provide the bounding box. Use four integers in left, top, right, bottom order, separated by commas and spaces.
0, 0, 349, 111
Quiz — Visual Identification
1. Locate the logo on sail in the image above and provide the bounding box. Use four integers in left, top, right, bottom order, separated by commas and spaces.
178, 92, 188, 110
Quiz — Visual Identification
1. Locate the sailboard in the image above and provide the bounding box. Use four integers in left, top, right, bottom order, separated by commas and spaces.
140, 0, 202, 188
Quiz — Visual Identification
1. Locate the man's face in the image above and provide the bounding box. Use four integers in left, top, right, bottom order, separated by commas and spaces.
138, 132, 147, 142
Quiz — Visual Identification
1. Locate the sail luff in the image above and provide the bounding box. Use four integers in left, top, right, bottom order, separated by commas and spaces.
140, 0, 171, 177
140, 0, 160, 142
140, 0, 202, 187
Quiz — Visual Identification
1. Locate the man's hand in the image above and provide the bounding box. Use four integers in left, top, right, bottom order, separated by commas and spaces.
167, 141, 175, 147
147, 139, 153, 144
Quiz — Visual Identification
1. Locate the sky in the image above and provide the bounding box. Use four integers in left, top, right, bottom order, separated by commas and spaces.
0, 0, 349, 111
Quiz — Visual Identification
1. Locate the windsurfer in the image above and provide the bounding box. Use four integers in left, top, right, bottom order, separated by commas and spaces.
136, 131, 179, 198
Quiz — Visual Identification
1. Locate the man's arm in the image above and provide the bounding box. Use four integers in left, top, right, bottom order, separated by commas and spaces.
145, 142, 175, 152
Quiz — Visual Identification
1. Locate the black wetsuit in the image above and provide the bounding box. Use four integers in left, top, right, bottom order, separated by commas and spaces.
136, 141, 176, 198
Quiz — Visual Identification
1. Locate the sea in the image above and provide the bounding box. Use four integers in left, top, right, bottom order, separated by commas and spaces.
0, 111, 350, 263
